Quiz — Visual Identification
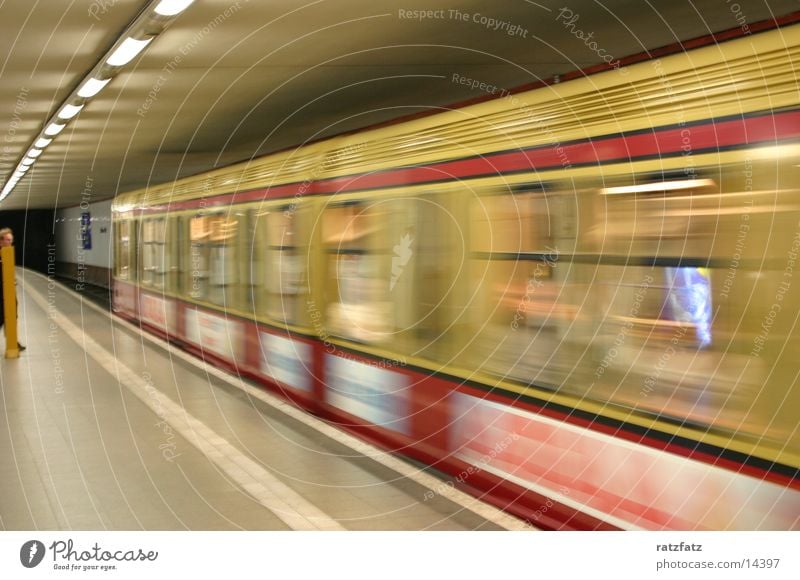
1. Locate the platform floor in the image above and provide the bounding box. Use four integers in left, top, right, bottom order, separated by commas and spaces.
0, 269, 529, 531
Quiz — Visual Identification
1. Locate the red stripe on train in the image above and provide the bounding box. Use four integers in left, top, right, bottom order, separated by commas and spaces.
122, 110, 800, 215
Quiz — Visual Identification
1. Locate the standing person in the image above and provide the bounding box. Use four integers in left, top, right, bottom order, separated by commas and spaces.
0, 227, 25, 351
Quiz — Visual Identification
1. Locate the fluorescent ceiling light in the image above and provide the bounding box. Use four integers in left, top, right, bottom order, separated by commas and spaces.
77, 77, 111, 98
58, 104, 84, 120
106, 37, 152, 66
45, 122, 66, 136
154, 0, 196, 16
17, 164, 29, 172
34, 137, 52, 148
601, 179, 716, 195
28, 148, 43, 158
21, 158, 36, 166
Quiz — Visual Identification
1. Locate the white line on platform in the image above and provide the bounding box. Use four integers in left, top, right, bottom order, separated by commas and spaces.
24, 278, 345, 531
25, 270, 534, 531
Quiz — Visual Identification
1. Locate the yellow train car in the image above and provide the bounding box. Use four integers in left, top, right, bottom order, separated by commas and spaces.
113, 21, 800, 530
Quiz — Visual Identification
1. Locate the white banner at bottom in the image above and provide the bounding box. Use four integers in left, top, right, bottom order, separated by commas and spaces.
1, 531, 797, 579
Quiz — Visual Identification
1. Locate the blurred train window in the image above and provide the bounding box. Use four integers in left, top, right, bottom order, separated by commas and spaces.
323, 202, 393, 343
254, 207, 306, 325
597, 266, 710, 345
317, 193, 470, 357
188, 215, 210, 300
596, 178, 718, 257
189, 212, 240, 308
469, 189, 559, 323
140, 218, 166, 289
470, 191, 551, 254
465, 186, 586, 388
115, 220, 132, 280
582, 172, 778, 435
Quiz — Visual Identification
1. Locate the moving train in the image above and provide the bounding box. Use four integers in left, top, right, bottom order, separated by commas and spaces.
112, 20, 800, 530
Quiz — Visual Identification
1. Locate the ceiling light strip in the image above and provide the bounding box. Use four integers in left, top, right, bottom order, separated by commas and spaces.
106, 37, 153, 67
0, 0, 198, 203
77, 77, 111, 98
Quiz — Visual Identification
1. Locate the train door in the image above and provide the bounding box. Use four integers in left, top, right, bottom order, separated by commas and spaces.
112, 215, 137, 314
114, 218, 133, 282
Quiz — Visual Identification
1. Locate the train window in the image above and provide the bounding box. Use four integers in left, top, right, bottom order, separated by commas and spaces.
322, 202, 393, 343
597, 265, 712, 350
188, 212, 240, 308
470, 192, 551, 254
595, 177, 718, 257
469, 190, 558, 320
465, 187, 584, 387
188, 215, 210, 300
319, 194, 469, 354
140, 218, 167, 289
264, 209, 304, 324
581, 262, 724, 424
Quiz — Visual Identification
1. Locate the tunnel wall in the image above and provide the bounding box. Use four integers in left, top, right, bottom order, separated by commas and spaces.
54, 199, 113, 288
